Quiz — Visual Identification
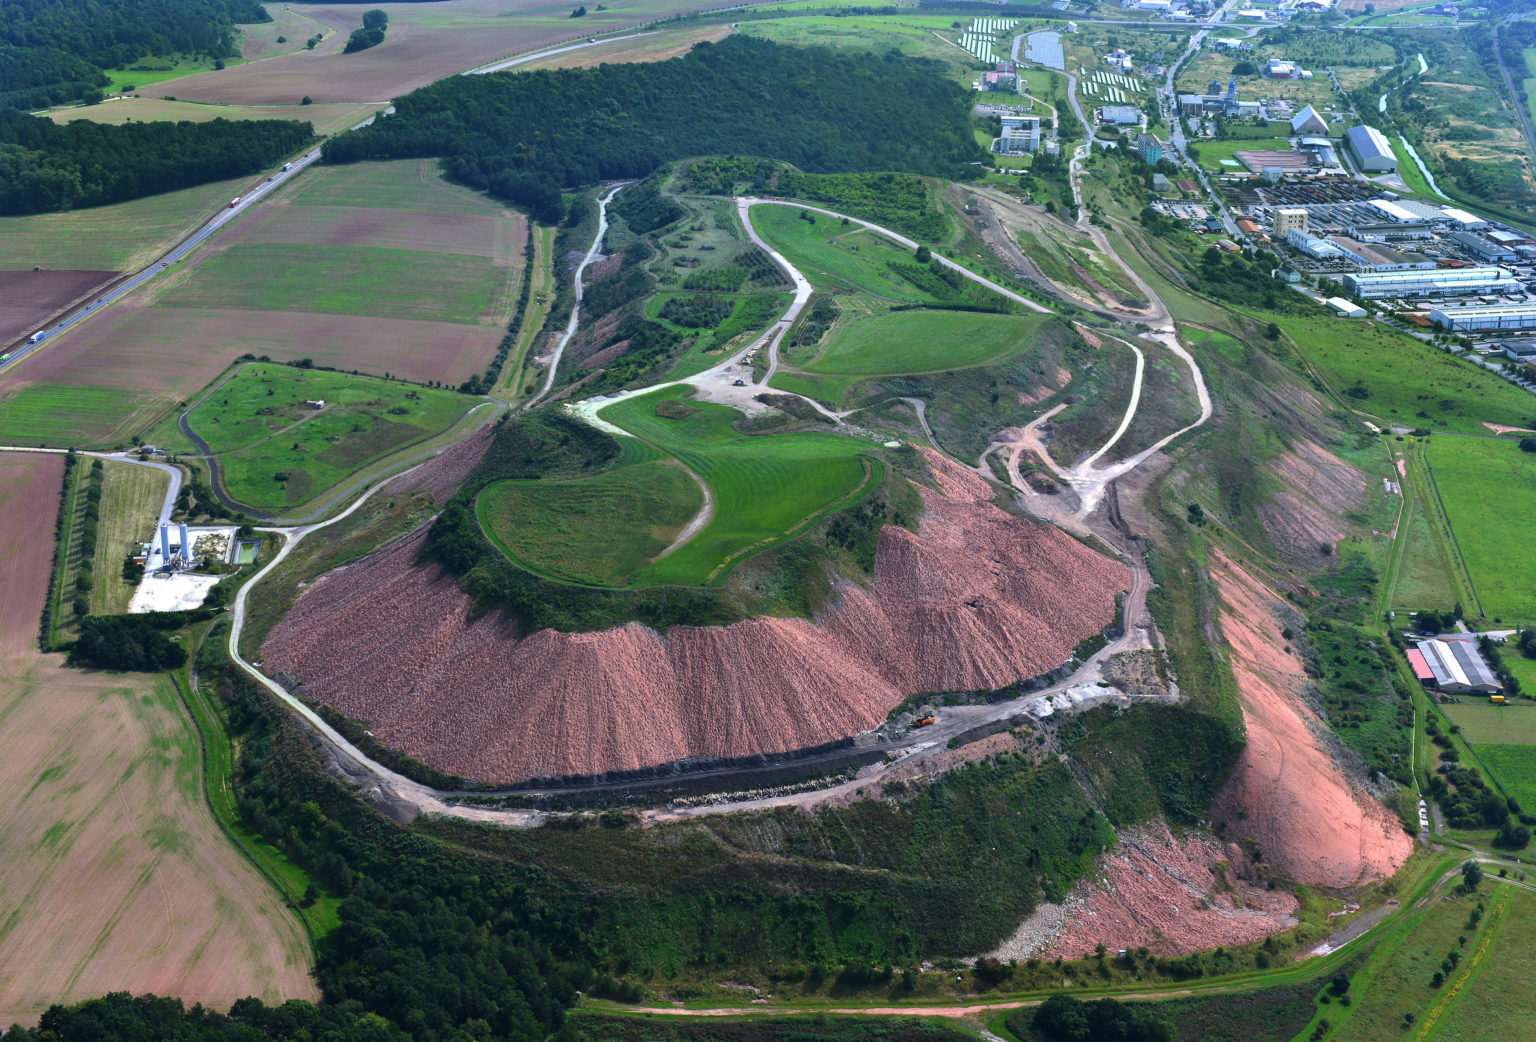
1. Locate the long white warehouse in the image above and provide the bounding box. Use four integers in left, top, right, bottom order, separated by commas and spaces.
1342, 266, 1515, 299
1430, 303, 1536, 333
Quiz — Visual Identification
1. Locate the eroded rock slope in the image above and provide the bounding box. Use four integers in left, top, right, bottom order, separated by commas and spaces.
262, 453, 1128, 783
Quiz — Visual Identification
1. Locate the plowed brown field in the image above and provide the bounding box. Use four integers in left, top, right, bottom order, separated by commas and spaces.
147, 0, 731, 106
0, 270, 116, 346
262, 451, 1128, 782
1209, 550, 1412, 888
0, 451, 315, 1026
3, 307, 499, 442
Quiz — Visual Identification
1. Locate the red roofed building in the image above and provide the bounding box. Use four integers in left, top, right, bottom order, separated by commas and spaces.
1406, 647, 1435, 684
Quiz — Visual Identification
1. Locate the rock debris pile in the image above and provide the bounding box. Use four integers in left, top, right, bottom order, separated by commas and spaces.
261, 452, 1127, 783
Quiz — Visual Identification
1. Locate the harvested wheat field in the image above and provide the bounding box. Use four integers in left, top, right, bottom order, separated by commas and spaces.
0, 451, 315, 1027
262, 451, 1128, 783
0, 270, 117, 346
512, 24, 733, 72
1209, 550, 1411, 888
44, 97, 380, 136
147, 0, 725, 106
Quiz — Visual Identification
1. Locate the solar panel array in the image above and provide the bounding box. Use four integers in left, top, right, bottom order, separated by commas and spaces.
1079, 70, 1144, 105
1023, 29, 1063, 70
958, 19, 1017, 62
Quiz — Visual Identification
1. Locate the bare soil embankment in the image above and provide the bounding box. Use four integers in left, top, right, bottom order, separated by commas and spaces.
261, 453, 1128, 783
1209, 550, 1412, 888
989, 824, 1300, 960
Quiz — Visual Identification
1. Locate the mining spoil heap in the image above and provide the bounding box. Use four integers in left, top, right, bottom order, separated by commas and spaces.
261, 452, 1128, 783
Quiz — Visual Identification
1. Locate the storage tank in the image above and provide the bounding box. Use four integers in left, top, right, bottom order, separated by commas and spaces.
179, 523, 191, 560
160, 523, 171, 562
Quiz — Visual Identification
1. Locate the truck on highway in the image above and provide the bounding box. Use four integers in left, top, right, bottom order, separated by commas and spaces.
282, 162, 293, 171
229, 197, 241, 208
30, 331, 45, 343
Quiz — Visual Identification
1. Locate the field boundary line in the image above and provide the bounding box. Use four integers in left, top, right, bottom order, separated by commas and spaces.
1420, 443, 1486, 619
173, 658, 321, 957
1411, 887, 1506, 1041
41, 454, 84, 650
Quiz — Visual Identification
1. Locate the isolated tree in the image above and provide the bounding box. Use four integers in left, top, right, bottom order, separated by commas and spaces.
915, 244, 931, 263
1461, 860, 1484, 891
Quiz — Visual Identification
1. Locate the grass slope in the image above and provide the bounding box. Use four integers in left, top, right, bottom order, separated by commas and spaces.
598, 387, 875, 586
1427, 436, 1536, 623
1278, 313, 1536, 435
750, 206, 935, 302
805, 310, 1039, 376
187, 366, 473, 512
477, 461, 703, 587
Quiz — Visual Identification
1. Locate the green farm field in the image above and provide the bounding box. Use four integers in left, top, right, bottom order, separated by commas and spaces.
597, 387, 877, 586
288, 159, 514, 216
1316, 882, 1502, 1040
477, 461, 702, 587
88, 461, 169, 615
1442, 702, 1536, 745
160, 243, 510, 325
0, 383, 161, 447
1, 177, 254, 271
1467, 744, 1536, 813
804, 310, 1040, 375
1277, 313, 1536, 435
1392, 507, 1458, 611
1431, 884, 1536, 1041
187, 366, 475, 513
1427, 436, 1536, 622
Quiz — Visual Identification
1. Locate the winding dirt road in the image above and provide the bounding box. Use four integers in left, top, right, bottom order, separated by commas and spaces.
526, 182, 630, 411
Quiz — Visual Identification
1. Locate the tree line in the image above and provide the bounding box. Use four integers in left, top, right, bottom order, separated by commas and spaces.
322, 36, 985, 222
0, 110, 313, 214
0, 0, 268, 110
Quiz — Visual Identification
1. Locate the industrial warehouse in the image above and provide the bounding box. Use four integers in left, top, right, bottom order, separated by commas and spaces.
1408, 638, 1503, 696
1343, 266, 1518, 299
1430, 302, 1536, 333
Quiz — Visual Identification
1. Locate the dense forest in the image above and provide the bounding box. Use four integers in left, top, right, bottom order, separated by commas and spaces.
322, 36, 984, 221
0, 0, 267, 109
0, 111, 313, 214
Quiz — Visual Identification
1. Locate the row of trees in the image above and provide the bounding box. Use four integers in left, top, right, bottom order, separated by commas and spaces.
0, 110, 313, 214
322, 36, 985, 222
0, 0, 269, 109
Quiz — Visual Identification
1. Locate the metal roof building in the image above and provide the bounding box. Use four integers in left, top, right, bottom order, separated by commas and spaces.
1291, 105, 1329, 135
1414, 638, 1501, 694
1430, 303, 1536, 333
1343, 265, 1515, 298
1449, 230, 1518, 263
1345, 124, 1397, 173
1100, 104, 1141, 125
1440, 206, 1488, 228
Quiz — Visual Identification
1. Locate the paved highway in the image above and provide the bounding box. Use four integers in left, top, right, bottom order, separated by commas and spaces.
1, 146, 324, 372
